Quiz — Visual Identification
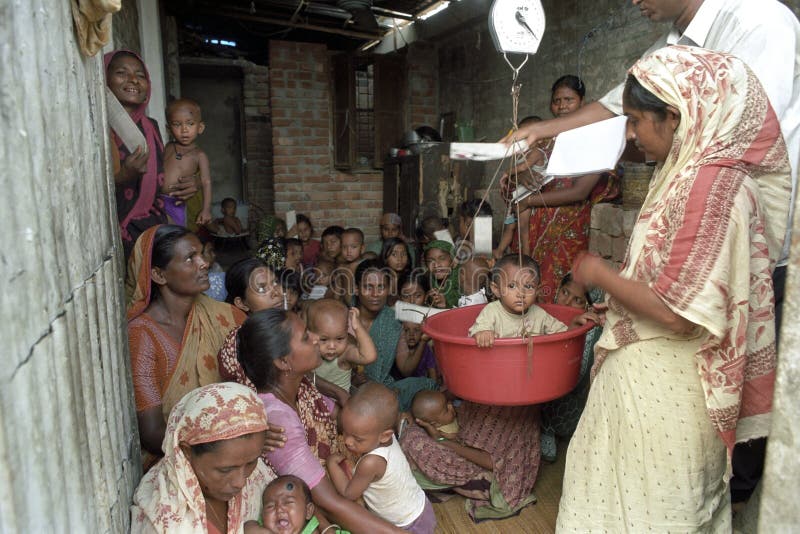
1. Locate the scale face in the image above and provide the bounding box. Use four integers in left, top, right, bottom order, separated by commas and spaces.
489, 0, 546, 55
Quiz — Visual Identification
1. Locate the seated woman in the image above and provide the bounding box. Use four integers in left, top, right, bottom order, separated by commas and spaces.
127, 225, 245, 468
540, 273, 603, 462
356, 260, 438, 411
217, 257, 350, 410
237, 309, 401, 533
131, 382, 274, 533
400, 397, 540, 521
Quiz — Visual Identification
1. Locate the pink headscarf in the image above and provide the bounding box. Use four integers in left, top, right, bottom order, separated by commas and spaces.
104, 49, 164, 241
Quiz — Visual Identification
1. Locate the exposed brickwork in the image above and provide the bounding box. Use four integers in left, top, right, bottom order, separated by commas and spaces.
269, 40, 382, 242
242, 63, 274, 227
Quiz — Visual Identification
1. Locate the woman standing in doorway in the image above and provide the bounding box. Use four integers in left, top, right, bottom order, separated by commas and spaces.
105, 50, 197, 258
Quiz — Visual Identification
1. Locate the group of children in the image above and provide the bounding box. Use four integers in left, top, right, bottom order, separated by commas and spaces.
158, 103, 601, 530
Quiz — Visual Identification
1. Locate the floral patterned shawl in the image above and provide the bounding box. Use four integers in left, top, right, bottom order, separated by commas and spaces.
127, 226, 246, 421
131, 383, 275, 533
217, 326, 340, 464
595, 46, 791, 452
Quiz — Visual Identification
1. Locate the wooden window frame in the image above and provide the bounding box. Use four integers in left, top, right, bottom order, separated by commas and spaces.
332, 52, 406, 171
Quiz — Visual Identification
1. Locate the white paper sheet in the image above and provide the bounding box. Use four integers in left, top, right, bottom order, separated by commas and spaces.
433, 229, 454, 245
393, 301, 446, 324
545, 116, 628, 176
450, 140, 529, 161
303, 285, 327, 300
285, 210, 297, 235
473, 216, 493, 255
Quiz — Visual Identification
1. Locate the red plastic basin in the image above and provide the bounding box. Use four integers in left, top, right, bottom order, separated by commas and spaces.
422, 303, 593, 406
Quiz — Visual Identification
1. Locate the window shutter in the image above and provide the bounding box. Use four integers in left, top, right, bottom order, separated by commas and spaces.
373, 54, 406, 169
332, 53, 355, 170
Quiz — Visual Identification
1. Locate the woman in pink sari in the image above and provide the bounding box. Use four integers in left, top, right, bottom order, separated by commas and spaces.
558, 46, 790, 531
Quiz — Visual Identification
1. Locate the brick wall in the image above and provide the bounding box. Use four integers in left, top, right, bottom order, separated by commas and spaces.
406, 41, 439, 129
243, 63, 274, 225
269, 40, 382, 242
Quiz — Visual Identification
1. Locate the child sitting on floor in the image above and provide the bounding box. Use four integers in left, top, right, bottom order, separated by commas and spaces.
308, 298, 377, 393
277, 268, 303, 312
423, 240, 460, 309
411, 390, 458, 440
340, 228, 365, 265
398, 273, 428, 306
327, 383, 436, 534
319, 226, 344, 264
458, 256, 491, 307
469, 254, 597, 347
303, 258, 335, 301
285, 237, 304, 272
162, 98, 212, 226
539, 273, 603, 462
455, 199, 493, 262
200, 235, 226, 301
208, 197, 243, 235
295, 214, 320, 267
401, 322, 438, 382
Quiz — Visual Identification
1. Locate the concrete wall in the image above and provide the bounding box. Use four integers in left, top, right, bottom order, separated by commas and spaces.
406, 41, 440, 130
437, 0, 666, 140
760, 178, 800, 529
0, 2, 139, 532
112, 0, 141, 53
436, 0, 800, 140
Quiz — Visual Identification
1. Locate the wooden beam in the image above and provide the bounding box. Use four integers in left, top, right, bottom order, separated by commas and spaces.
194, 5, 386, 40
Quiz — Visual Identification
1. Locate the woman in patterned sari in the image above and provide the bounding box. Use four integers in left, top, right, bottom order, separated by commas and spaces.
215, 256, 349, 466
131, 382, 274, 533
513, 75, 620, 302
127, 225, 246, 469
236, 309, 401, 533
558, 46, 790, 531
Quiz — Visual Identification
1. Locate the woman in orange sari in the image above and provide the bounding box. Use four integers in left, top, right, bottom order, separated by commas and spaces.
127, 225, 245, 467
557, 47, 790, 531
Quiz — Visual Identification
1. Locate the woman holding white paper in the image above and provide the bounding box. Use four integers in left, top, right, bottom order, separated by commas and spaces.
501, 76, 619, 302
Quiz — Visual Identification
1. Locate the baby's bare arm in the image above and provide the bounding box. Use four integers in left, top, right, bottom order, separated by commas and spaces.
345, 309, 378, 366
196, 151, 213, 224
243, 521, 269, 534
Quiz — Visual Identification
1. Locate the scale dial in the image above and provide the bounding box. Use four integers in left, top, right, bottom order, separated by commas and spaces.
489, 0, 546, 55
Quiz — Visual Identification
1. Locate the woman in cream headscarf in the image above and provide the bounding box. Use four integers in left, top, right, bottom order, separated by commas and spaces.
131, 382, 275, 533
558, 46, 790, 531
